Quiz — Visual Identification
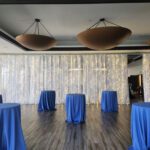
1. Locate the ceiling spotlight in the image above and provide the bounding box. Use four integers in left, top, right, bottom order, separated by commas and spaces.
16, 18, 56, 51
77, 18, 132, 50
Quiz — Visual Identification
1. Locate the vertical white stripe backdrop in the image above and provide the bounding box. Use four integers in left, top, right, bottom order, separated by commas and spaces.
143, 54, 150, 102
0, 54, 129, 104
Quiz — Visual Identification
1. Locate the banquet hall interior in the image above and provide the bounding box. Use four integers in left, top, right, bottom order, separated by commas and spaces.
0, 0, 150, 150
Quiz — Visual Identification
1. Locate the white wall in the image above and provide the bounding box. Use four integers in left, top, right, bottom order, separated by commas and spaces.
128, 59, 142, 76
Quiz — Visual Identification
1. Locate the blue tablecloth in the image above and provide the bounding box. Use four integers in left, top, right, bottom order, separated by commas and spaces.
129, 102, 150, 150
0, 103, 26, 150
66, 94, 86, 124
101, 91, 118, 112
38, 90, 56, 112
0, 95, 3, 103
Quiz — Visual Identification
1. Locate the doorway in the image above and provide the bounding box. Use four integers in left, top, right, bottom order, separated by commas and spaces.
128, 55, 144, 103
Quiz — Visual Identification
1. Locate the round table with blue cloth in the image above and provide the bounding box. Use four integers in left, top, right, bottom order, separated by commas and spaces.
129, 102, 150, 150
66, 94, 86, 124
38, 90, 56, 112
0, 95, 3, 103
101, 91, 118, 112
0, 103, 26, 150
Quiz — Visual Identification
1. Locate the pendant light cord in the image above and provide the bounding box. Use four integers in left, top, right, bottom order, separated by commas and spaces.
34, 22, 37, 34
88, 20, 101, 29
103, 21, 106, 27
105, 20, 121, 27
37, 21, 39, 35
88, 18, 122, 30
22, 18, 54, 37
23, 21, 36, 34
39, 22, 54, 37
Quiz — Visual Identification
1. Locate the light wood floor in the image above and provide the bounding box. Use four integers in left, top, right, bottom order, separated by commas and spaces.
21, 104, 131, 150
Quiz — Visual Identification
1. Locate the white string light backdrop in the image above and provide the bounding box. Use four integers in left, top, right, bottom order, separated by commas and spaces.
0, 54, 129, 104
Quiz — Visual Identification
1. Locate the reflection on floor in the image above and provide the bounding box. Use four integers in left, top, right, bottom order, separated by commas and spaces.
21, 104, 131, 150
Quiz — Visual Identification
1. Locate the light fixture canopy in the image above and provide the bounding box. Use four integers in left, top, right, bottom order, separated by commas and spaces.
16, 18, 56, 51
77, 18, 132, 50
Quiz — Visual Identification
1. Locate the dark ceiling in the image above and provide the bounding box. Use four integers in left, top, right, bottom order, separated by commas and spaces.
0, 0, 150, 4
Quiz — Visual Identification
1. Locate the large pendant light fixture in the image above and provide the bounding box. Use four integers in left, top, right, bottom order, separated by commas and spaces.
16, 19, 56, 51
77, 18, 132, 50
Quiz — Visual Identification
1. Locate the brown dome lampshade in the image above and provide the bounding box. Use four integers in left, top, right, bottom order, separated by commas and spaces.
16, 19, 56, 51
77, 18, 132, 50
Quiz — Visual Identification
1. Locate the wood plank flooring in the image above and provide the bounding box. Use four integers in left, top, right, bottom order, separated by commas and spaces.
21, 104, 131, 150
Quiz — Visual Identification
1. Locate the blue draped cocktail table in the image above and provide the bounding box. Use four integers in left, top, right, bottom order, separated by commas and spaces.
38, 90, 56, 111
129, 102, 150, 150
0, 103, 26, 150
66, 94, 86, 124
101, 91, 118, 112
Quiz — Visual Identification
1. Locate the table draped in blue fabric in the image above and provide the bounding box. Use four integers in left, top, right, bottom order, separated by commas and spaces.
0, 95, 3, 103
38, 90, 56, 112
129, 102, 150, 150
101, 91, 118, 112
0, 103, 26, 150
66, 94, 86, 124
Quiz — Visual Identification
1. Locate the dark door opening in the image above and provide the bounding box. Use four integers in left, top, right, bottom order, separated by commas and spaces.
128, 54, 144, 104
128, 74, 144, 103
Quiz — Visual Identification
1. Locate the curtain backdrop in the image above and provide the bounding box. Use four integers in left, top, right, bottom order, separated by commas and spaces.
0, 54, 129, 104
143, 54, 150, 102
